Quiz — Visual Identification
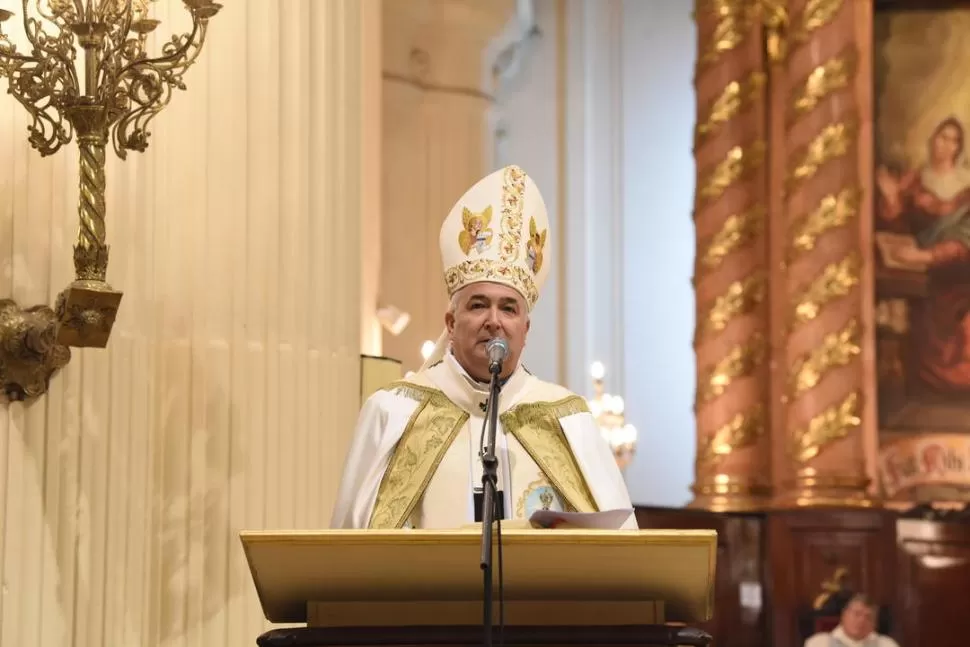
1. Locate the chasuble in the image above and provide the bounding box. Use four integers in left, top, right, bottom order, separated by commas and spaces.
330, 351, 636, 530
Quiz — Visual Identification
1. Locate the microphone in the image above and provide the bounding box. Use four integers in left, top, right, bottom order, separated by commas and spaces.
478, 336, 509, 647
486, 337, 509, 374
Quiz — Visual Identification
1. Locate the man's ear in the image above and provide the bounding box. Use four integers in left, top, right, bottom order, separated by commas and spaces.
445, 309, 456, 334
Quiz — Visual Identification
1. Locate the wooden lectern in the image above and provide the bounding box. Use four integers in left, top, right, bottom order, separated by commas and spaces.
240, 528, 716, 647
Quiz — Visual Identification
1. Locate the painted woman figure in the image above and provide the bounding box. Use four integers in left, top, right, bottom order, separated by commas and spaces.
877, 116, 970, 392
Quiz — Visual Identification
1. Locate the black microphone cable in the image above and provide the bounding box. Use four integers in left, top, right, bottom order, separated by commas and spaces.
497, 512, 505, 647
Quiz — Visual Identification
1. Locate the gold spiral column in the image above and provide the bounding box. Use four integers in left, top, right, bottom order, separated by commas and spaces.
689, 0, 772, 511
774, 0, 874, 507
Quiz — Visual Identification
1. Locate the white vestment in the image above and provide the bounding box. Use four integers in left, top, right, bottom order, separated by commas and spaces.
804, 627, 900, 647
330, 352, 636, 530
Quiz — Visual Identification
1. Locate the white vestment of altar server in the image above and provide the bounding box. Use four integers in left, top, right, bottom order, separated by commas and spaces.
329, 164, 636, 530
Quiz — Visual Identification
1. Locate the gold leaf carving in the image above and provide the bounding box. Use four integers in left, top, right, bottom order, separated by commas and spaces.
698, 204, 766, 271
696, 72, 766, 143
790, 188, 861, 256
802, 0, 843, 32
791, 53, 856, 118
791, 390, 861, 463
789, 122, 856, 188
699, 141, 766, 205
791, 253, 860, 325
813, 567, 851, 611
792, 0, 844, 44
696, 404, 765, 467
696, 334, 767, 408
695, 273, 767, 343
789, 318, 861, 395
698, 0, 752, 66
760, 0, 789, 62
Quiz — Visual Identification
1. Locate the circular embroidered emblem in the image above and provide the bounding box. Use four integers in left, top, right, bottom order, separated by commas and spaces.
519, 481, 565, 518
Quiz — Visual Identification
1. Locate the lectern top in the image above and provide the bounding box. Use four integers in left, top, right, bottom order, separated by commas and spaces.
240, 528, 717, 624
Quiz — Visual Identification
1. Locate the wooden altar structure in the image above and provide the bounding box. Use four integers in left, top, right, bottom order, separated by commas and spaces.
688, 0, 970, 645
691, 0, 881, 513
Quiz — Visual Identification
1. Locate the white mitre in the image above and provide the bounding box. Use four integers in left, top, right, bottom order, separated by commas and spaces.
420, 164, 551, 370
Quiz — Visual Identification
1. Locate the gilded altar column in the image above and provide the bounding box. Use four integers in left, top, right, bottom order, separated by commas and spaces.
689, 0, 773, 511
774, 0, 876, 507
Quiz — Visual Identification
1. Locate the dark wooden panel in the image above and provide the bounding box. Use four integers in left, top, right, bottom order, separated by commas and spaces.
896, 518, 970, 647
765, 510, 898, 647
637, 505, 970, 647
256, 625, 713, 647
635, 507, 766, 647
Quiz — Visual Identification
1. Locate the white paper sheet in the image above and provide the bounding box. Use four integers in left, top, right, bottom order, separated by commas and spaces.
528, 508, 635, 529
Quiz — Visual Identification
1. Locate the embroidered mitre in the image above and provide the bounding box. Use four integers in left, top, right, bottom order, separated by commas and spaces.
421, 165, 552, 370
440, 164, 551, 309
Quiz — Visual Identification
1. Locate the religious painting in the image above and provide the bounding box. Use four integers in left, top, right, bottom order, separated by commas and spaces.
873, 4, 970, 501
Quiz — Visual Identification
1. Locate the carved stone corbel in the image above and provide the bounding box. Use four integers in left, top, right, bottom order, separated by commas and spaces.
0, 299, 71, 401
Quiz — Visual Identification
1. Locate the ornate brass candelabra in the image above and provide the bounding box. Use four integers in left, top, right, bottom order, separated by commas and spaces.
0, 0, 219, 400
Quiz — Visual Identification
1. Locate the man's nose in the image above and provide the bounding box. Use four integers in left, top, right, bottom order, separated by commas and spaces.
484, 308, 501, 330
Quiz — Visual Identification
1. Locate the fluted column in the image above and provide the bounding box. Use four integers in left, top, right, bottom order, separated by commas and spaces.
0, 2, 375, 647
380, 0, 514, 371
689, 0, 772, 511
774, 0, 875, 507
360, 0, 384, 356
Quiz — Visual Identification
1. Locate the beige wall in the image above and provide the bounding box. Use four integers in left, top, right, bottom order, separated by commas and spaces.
379, 0, 514, 371
0, 1, 380, 646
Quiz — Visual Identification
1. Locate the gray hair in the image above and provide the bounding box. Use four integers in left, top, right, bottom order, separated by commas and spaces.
446, 286, 530, 321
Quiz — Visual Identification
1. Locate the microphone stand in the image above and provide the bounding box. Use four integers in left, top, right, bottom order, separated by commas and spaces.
479, 358, 503, 647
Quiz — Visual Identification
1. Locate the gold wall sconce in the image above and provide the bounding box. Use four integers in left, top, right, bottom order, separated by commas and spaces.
377, 304, 411, 336
0, 0, 220, 400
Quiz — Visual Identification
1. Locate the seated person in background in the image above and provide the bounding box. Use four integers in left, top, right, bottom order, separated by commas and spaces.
329, 165, 635, 530
804, 593, 899, 647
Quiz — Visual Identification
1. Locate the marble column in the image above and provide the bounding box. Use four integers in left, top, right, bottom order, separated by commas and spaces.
380, 0, 515, 371
0, 1, 377, 646
774, 0, 876, 507
689, 0, 773, 511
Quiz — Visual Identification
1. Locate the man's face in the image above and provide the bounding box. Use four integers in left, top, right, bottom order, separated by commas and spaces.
840, 600, 876, 640
445, 282, 530, 382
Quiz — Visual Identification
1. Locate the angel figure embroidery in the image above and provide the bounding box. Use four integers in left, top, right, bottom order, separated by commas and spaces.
458, 206, 494, 255
527, 216, 547, 274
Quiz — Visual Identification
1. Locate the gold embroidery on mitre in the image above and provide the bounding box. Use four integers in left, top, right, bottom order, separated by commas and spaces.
445, 260, 539, 307
499, 165, 527, 262
526, 216, 547, 274
458, 206, 494, 256
501, 396, 598, 514
368, 381, 468, 529
444, 165, 538, 304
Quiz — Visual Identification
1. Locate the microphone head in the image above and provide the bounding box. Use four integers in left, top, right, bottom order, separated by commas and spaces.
486, 337, 509, 363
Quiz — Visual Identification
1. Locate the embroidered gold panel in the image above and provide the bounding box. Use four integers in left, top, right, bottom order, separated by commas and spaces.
501, 395, 599, 515
368, 382, 468, 529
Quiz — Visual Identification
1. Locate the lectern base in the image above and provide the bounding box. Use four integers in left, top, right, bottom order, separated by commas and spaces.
256, 625, 713, 647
